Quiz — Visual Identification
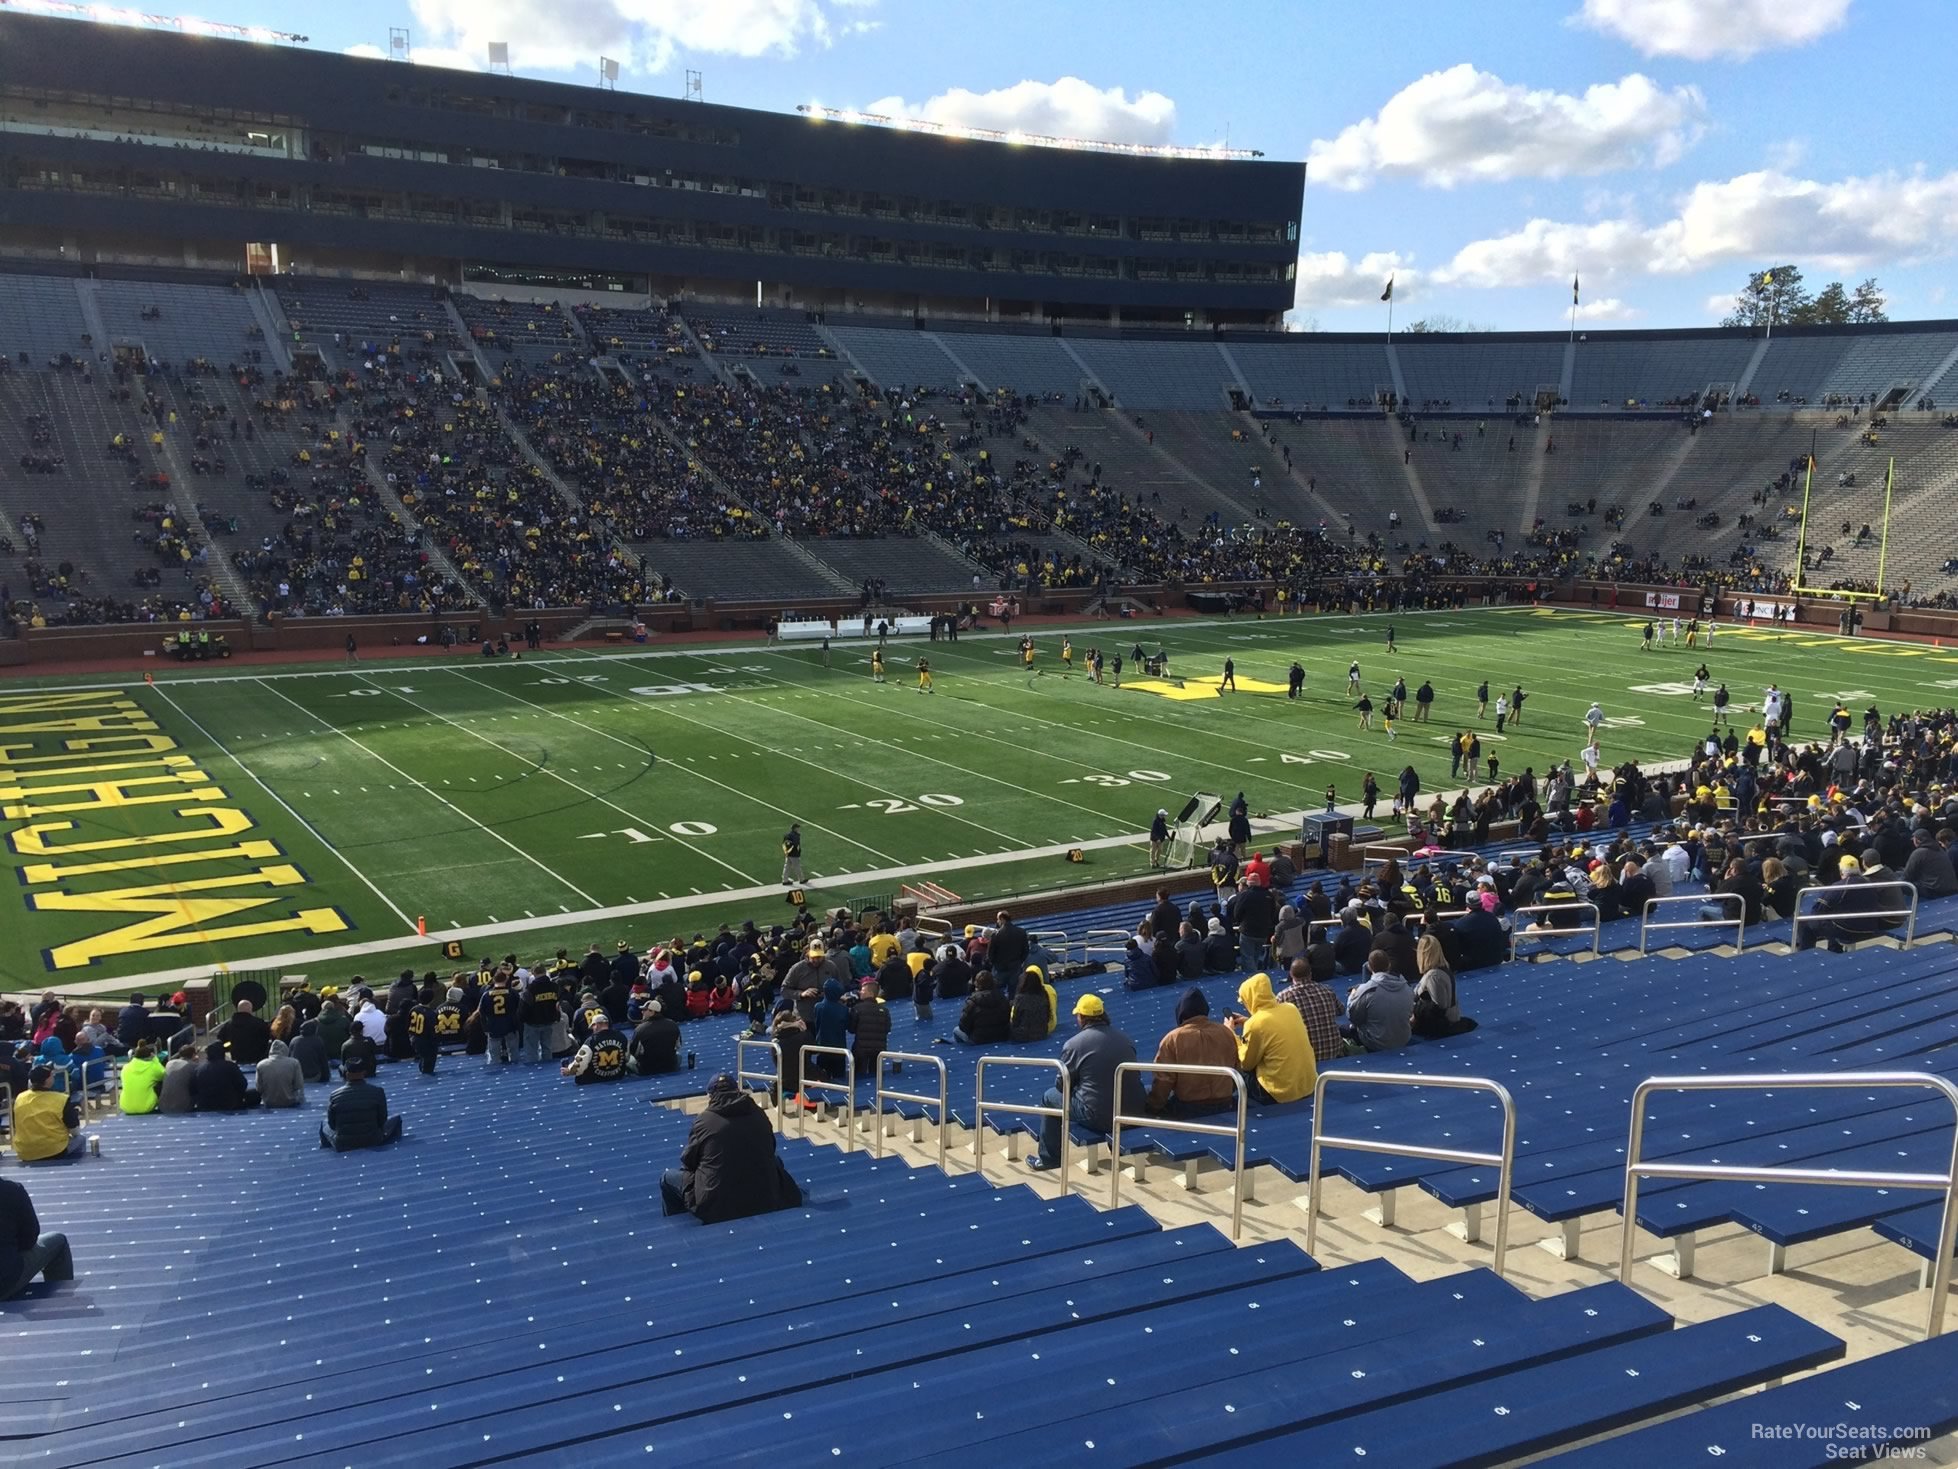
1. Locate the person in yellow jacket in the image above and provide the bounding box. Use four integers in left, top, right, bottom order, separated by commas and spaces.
1225, 972, 1317, 1104
12, 1066, 86, 1161
118, 1041, 167, 1116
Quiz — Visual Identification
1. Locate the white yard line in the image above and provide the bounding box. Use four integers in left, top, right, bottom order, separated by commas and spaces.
254, 678, 602, 908
348, 671, 763, 889
565, 648, 1161, 836
145, 683, 418, 930
443, 666, 903, 868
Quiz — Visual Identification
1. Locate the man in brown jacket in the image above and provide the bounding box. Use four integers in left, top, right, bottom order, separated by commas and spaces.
1145, 987, 1241, 1118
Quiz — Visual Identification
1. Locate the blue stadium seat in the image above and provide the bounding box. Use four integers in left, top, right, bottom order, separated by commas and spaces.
1549, 1329, 1958, 1468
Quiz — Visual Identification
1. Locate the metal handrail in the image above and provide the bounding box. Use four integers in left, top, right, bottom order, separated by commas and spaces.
1639, 892, 1745, 955
1111, 1063, 1249, 1239
1619, 1072, 1958, 1338
1791, 878, 1919, 948
1307, 1071, 1519, 1277
1080, 927, 1133, 957
1308, 916, 1366, 944
1027, 929, 1084, 963
1406, 908, 1470, 932
873, 1051, 949, 1171
1508, 900, 1602, 958
1363, 846, 1478, 870
735, 1037, 782, 1128
974, 1055, 1070, 1196
796, 1045, 856, 1149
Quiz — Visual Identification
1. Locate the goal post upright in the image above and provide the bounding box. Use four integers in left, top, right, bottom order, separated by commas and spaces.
1791, 451, 1815, 588
1874, 455, 1896, 597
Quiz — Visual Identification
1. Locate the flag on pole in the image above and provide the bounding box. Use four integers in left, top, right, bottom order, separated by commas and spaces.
1572, 274, 1580, 306
1380, 277, 1394, 302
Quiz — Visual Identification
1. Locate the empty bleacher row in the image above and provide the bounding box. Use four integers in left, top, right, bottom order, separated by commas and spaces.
1569, 335, 1760, 410
452, 294, 588, 374
92, 278, 266, 369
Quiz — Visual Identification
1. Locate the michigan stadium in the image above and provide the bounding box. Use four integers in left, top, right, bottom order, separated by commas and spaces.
4, 4, 1958, 1463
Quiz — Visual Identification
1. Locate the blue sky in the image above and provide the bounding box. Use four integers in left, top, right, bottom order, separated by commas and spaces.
73, 0, 1957, 330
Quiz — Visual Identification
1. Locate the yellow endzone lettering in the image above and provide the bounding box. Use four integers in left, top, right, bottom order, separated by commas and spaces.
33, 864, 350, 970
0, 712, 159, 736
10, 806, 255, 856
20, 839, 283, 885
0, 754, 194, 784
0, 735, 179, 765
4, 775, 223, 818
0, 692, 133, 714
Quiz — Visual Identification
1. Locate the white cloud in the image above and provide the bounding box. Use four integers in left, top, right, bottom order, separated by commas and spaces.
395, 0, 859, 78
1431, 166, 1958, 290
345, 40, 483, 71
1573, 296, 1640, 320
1308, 65, 1704, 189
862, 78, 1176, 146
1576, 0, 1851, 60
1291, 251, 1415, 311
1436, 217, 1652, 288
1703, 292, 1740, 318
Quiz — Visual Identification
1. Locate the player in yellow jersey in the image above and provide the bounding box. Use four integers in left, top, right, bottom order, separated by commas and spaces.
870, 648, 886, 683
1061, 637, 1073, 672
916, 657, 933, 694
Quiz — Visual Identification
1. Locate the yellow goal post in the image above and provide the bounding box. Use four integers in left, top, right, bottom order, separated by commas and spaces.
1788, 453, 1895, 602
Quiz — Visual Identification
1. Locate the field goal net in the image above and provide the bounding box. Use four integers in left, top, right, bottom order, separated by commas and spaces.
1168, 793, 1223, 869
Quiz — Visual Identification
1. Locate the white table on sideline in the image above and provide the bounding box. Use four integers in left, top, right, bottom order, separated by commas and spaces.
778, 616, 937, 641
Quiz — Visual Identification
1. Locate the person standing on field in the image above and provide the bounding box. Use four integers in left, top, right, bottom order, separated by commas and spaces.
781, 823, 805, 886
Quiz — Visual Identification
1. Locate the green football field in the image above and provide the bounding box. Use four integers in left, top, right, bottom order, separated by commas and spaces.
6, 604, 1953, 996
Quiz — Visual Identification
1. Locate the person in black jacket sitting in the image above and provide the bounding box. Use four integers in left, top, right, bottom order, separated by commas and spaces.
629, 1000, 681, 1075
1445, 892, 1510, 971
340, 1028, 379, 1079
191, 1042, 258, 1111
290, 1018, 330, 1084
953, 971, 1010, 1044
2, 1176, 73, 1300
1331, 906, 1374, 975
660, 1073, 801, 1223
318, 1057, 402, 1151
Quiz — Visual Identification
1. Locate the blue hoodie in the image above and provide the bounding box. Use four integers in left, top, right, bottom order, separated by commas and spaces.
810, 978, 849, 1050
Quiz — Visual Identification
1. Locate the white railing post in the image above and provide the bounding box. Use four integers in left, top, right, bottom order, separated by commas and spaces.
795, 1045, 856, 1149
1639, 892, 1745, 955
1619, 1072, 1958, 1338
1111, 1063, 1249, 1238
974, 1055, 1070, 1196
873, 1051, 949, 1171
735, 1037, 782, 1129
1307, 1071, 1519, 1277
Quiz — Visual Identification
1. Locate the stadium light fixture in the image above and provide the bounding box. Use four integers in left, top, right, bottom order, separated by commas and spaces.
0, 0, 308, 43
794, 103, 1264, 161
